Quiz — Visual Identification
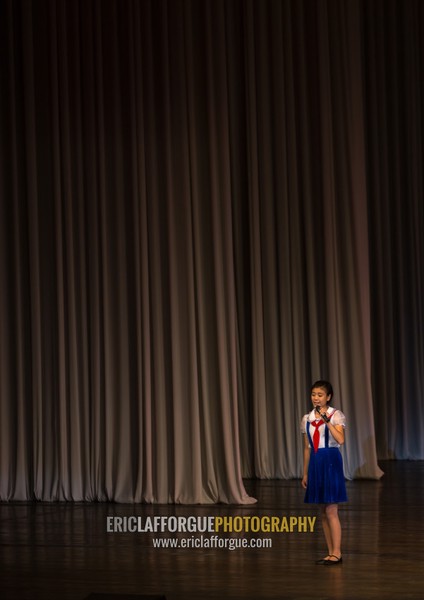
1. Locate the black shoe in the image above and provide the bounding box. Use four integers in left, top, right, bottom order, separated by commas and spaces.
324, 555, 343, 565
315, 556, 330, 565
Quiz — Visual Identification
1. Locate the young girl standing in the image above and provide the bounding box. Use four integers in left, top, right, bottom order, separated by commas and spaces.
301, 380, 347, 565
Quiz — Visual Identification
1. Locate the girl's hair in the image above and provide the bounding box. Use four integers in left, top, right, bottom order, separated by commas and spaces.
311, 380, 334, 401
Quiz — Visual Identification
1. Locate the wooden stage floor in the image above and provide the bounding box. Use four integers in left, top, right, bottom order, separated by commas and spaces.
1, 461, 423, 600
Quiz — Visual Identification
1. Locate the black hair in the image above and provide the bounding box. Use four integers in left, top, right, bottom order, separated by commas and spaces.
311, 380, 334, 402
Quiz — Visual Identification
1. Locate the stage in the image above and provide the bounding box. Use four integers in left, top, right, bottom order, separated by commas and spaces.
1, 461, 423, 600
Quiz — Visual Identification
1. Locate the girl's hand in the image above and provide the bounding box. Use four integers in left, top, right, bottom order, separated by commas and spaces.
301, 475, 308, 489
317, 407, 331, 423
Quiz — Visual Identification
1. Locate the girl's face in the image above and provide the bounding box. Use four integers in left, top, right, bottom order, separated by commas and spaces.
311, 387, 331, 409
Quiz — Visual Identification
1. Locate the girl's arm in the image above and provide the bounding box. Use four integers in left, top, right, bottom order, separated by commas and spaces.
301, 433, 310, 489
319, 408, 345, 445
326, 421, 345, 445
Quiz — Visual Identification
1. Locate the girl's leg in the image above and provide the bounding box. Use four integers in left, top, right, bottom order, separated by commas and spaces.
320, 505, 333, 558
324, 503, 342, 559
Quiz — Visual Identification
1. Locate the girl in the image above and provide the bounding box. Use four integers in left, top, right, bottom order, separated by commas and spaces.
301, 380, 347, 565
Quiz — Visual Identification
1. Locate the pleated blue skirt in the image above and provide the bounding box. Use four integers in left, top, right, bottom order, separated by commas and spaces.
304, 447, 347, 504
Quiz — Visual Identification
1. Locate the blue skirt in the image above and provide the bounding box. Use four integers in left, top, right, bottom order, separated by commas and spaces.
304, 447, 347, 504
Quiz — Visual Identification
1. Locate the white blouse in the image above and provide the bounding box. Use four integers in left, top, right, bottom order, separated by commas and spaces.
300, 407, 346, 449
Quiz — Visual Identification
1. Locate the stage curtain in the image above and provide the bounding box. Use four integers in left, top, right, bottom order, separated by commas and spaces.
363, 0, 424, 459
1, 0, 422, 503
236, 0, 381, 479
